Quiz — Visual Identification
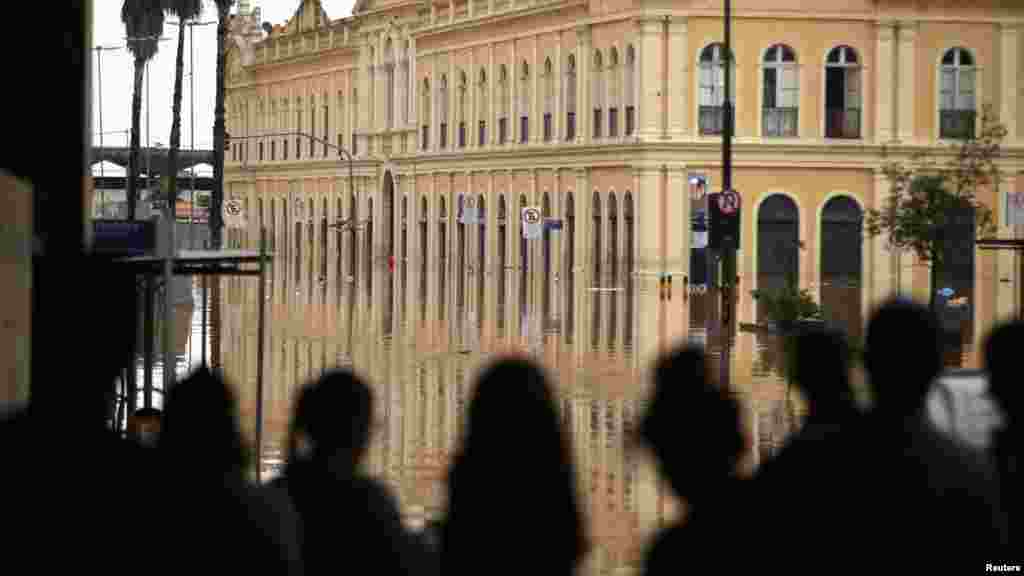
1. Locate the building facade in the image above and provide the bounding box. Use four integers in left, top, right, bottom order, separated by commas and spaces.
222, 0, 1024, 570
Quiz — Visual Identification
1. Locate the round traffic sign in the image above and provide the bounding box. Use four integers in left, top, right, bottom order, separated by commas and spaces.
718, 189, 740, 215
523, 207, 541, 225
225, 199, 242, 217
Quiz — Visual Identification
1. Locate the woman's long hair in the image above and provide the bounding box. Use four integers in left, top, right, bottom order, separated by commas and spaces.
443, 358, 587, 570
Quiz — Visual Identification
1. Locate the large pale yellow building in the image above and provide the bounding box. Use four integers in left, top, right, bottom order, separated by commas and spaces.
222, 0, 1024, 571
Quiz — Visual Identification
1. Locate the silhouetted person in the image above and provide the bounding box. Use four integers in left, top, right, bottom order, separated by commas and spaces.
273, 369, 425, 576
851, 298, 1008, 568
985, 320, 1024, 549
157, 367, 303, 575
442, 358, 587, 576
639, 347, 752, 575
1, 256, 153, 572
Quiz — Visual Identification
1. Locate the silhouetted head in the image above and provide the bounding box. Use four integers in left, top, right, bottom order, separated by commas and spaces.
640, 346, 744, 500
446, 358, 586, 566
159, 367, 245, 476
791, 327, 856, 417
287, 369, 374, 474
865, 299, 943, 418
984, 320, 1024, 425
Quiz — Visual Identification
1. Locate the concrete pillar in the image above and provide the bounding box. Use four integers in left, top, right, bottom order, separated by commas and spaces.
666, 166, 689, 346
469, 51, 476, 149
575, 168, 591, 362
667, 16, 688, 139
555, 35, 563, 142
896, 21, 918, 143
636, 16, 663, 141
449, 57, 457, 152
488, 43, 496, 148
511, 42, 519, 144
875, 21, 897, 143
576, 25, 592, 143
1001, 24, 1020, 145
869, 169, 895, 308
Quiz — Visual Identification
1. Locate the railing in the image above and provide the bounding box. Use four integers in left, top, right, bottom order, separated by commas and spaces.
825, 108, 860, 139
940, 109, 977, 140
593, 108, 602, 139
543, 113, 552, 142
609, 108, 618, 138
625, 106, 635, 136
566, 112, 576, 140
762, 107, 799, 137
699, 106, 725, 135
499, 117, 508, 144
440, 123, 448, 148
520, 116, 529, 143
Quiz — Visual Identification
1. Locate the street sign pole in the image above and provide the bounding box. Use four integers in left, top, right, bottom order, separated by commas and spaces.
719, 0, 734, 391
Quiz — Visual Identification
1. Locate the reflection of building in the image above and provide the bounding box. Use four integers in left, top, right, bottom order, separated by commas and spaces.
221, 0, 1024, 572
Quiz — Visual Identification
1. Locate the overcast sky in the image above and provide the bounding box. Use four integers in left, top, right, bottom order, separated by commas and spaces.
91, 0, 355, 175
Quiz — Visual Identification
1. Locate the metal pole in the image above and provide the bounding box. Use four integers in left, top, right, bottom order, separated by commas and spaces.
97, 46, 105, 218
144, 275, 154, 408
202, 265, 208, 366
720, 0, 734, 390
256, 229, 267, 484
190, 23, 197, 251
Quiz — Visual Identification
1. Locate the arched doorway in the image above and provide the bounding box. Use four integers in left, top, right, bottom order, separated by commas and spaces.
623, 191, 634, 348
336, 196, 344, 307
592, 191, 602, 349
401, 194, 408, 318
608, 192, 618, 347
383, 171, 396, 259
308, 199, 315, 305
420, 196, 428, 322
457, 194, 466, 310
757, 194, 800, 323
519, 193, 528, 338
365, 197, 374, 299
321, 198, 328, 303
497, 194, 507, 334
477, 194, 486, 333
438, 196, 448, 321
349, 191, 357, 283
820, 196, 863, 342
565, 192, 575, 344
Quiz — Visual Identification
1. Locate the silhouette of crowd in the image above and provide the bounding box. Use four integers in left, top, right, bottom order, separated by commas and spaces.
2, 261, 1019, 573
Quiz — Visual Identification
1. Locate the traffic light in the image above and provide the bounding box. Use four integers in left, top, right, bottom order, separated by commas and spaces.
709, 190, 741, 252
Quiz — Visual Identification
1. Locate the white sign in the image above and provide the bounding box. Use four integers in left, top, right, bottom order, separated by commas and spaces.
692, 230, 708, 250
460, 196, 480, 225
224, 198, 246, 229
1007, 191, 1024, 227
522, 207, 542, 239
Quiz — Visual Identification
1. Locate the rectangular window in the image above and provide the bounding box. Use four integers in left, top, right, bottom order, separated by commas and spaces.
284, 139, 289, 160
422, 125, 430, 149
699, 106, 725, 135
458, 121, 466, 148
271, 140, 276, 161
499, 118, 508, 144
543, 113, 552, 142
259, 142, 264, 161
625, 106, 635, 136
593, 108, 602, 138
609, 108, 618, 138
763, 67, 798, 137
479, 120, 486, 146
440, 123, 448, 148
296, 137, 301, 159
352, 132, 358, 156
567, 112, 577, 140
520, 116, 529, 143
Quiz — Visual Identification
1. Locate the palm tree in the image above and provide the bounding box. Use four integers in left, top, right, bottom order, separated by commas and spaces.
212, 0, 235, 249
161, 0, 203, 219
122, 0, 164, 220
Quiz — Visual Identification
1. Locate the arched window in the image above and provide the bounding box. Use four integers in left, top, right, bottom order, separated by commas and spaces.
440, 74, 449, 148
309, 95, 317, 157
478, 68, 488, 145
940, 47, 976, 139
762, 43, 799, 137
699, 43, 735, 135
497, 194, 507, 332
592, 50, 604, 139
591, 190, 602, 347
351, 87, 358, 155
402, 40, 411, 124
295, 97, 303, 159
623, 191, 634, 347
756, 195, 800, 321
421, 78, 431, 149
543, 58, 554, 142
499, 65, 509, 144
458, 70, 467, 148
519, 60, 530, 143
385, 39, 395, 129
609, 47, 620, 137
825, 46, 861, 139
566, 54, 578, 140
322, 94, 330, 157
625, 45, 635, 135
820, 196, 863, 341
564, 192, 576, 343
368, 46, 376, 129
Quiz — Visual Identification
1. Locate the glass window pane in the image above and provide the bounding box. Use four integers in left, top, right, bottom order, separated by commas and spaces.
781, 45, 795, 62
845, 47, 858, 64
827, 47, 840, 63
959, 49, 974, 67
765, 45, 778, 62
763, 68, 777, 108
846, 68, 861, 108
942, 49, 956, 65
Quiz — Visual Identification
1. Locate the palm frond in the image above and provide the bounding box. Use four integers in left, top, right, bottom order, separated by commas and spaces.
162, 0, 203, 20
122, 0, 164, 62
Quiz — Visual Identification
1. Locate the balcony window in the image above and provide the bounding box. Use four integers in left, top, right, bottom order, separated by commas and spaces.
543, 113, 553, 142
699, 43, 734, 136
762, 107, 799, 138
940, 47, 977, 140
609, 108, 618, 138
762, 44, 799, 137
941, 110, 977, 140
825, 46, 862, 139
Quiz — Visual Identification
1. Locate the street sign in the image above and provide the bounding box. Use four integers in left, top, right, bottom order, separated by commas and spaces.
224, 198, 246, 229
709, 190, 741, 251
522, 207, 542, 239
718, 189, 740, 215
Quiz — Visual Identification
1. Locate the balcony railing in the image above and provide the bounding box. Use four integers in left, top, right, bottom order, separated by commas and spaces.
543, 113, 552, 142
499, 117, 508, 144
762, 107, 799, 137
479, 121, 486, 146
593, 108, 602, 139
940, 109, 977, 140
566, 112, 576, 140
699, 106, 725, 135
609, 108, 618, 138
625, 106, 635, 136
440, 123, 448, 148
458, 122, 466, 148
520, 116, 529, 143
825, 108, 860, 139
422, 125, 429, 149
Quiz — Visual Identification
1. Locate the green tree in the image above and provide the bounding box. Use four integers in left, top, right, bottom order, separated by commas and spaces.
161, 0, 203, 217
866, 103, 1005, 313
122, 0, 165, 220
212, 0, 234, 249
